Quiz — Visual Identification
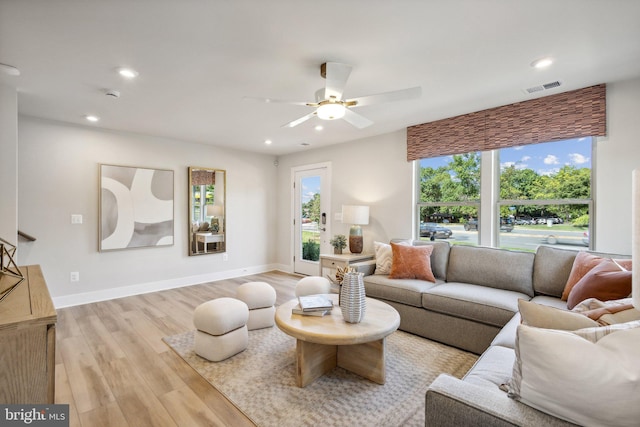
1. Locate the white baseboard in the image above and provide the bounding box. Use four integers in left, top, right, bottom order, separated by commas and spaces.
52, 263, 281, 308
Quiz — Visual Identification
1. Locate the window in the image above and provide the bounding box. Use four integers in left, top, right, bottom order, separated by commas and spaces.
498, 138, 592, 251
417, 152, 480, 246
417, 138, 593, 252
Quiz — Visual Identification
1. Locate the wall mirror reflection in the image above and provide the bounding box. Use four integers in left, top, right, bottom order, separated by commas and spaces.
188, 167, 226, 255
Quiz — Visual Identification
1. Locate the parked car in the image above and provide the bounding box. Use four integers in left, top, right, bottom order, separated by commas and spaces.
420, 222, 453, 239
514, 218, 532, 225
463, 218, 513, 232
545, 233, 589, 246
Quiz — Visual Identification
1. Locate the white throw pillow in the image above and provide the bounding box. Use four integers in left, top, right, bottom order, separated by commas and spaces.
373, 240, 409, 275
518, 299, 599, 330
509, 322, 640, 427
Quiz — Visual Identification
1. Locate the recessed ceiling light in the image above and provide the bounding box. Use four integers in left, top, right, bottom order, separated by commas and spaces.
300, 142, 311, 147
85, 115, 100, 122
314, 125, 324, 131
531, 57, 553, 69
264, 139, 272, 145
117, 67, 139, 79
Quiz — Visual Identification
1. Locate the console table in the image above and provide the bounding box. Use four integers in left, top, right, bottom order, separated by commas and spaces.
318, 253, 374, 277
196, 232, 225, 253
0, 265, 57, 403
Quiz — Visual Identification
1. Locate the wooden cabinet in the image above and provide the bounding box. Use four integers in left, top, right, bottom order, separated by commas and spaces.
0, 265, 56, 403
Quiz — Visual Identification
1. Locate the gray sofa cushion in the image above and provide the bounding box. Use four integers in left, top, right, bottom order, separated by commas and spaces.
490, 312, 520, 349
447, 246, 535, 297
423, 283, 529, 327
532, 246, 577, 297
363, 274, 441, 307
463, 345, 515, 391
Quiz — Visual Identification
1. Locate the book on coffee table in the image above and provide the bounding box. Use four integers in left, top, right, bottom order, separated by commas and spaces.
291, 303, 331, 316
297, 294, 333, 312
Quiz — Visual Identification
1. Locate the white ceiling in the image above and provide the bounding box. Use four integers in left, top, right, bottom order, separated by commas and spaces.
1, 0, 639, 156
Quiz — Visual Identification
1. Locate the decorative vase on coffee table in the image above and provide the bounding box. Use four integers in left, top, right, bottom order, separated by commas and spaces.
340, 272, 366, 323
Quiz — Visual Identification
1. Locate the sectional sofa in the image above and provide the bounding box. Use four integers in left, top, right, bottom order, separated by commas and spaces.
357, 240, 632, 426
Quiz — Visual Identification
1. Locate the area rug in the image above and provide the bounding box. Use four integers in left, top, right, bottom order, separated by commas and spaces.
163, 327, 477, 427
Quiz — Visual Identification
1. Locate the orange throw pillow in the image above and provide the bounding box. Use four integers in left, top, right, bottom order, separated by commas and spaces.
566, 259, 632, 310
388, 243, 436, 282
562, 252, 632, 301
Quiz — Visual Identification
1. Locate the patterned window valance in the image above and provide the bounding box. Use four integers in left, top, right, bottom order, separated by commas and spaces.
406, 84, 606, 161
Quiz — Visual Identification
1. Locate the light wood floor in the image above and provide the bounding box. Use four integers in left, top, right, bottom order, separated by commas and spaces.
55, 271, 302, 427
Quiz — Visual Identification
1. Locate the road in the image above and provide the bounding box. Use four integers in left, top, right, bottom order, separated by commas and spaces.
442, 225, 588, 251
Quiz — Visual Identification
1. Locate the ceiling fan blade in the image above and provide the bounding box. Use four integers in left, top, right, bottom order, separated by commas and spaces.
342, 108, 373, 129
243, 96, 310, 106
349, 86, 422, 108
323, 62, 352, 100
281, 111, 316, 128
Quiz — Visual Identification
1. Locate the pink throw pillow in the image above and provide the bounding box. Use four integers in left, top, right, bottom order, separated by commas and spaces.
567, 259, 632, 310
562, 252, 632, 301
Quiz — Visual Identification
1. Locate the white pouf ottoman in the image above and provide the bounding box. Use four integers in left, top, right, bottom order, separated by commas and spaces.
236, 281, 277, 330
295, 276, 331, 297
193, 297, 249, 362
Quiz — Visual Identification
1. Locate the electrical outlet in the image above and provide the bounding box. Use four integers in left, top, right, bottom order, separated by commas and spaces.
222, 253, 228, 261
70, 272, 79, 282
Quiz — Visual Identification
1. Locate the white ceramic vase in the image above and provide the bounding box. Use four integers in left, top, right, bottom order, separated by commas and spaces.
340, 272, 366, 323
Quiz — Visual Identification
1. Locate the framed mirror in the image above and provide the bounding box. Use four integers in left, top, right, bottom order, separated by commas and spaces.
188, 167, 226, 255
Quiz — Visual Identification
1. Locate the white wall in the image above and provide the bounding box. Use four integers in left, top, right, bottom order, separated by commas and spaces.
0, 83, 18, 245
275, 131, 414, 270
17, 116, 278, 306
595, 77, 640, 254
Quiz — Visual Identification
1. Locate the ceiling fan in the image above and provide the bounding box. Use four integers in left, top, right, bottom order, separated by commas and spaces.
248, 62, 421, 129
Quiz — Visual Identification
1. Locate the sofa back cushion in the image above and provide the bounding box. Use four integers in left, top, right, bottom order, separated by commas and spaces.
532, 246, 577, 297
411, 240, 450, 280
533, 246, 632, 298
447, 245, 535, 297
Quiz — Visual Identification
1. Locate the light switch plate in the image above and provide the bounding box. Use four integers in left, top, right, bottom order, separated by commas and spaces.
71, 214, 83, 224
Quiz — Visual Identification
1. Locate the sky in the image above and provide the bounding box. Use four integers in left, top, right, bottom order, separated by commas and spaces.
301, 175, 320, 204
420, 137, 592, 175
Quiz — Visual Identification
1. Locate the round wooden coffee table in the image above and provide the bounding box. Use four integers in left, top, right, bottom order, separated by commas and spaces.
275, 294, 400, 387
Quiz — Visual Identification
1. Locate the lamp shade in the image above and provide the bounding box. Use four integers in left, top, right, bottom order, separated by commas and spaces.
342, 205, 369, 225
206, 204, 223, 217
633, 169, 640, 309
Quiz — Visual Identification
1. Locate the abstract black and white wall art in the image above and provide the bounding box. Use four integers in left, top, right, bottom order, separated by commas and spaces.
100, 164, 174, 251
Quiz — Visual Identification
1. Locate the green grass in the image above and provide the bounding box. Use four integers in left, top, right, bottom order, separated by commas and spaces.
302, 230, 320, 243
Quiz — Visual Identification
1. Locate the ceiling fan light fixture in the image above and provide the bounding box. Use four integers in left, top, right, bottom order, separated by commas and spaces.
316, 103, 346, 120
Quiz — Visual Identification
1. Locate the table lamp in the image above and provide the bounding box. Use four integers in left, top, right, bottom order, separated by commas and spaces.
206, 205, 224, 232
342, 205, 369, 254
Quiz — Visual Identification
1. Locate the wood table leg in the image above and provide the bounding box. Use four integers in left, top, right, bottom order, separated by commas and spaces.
337, 338, 386, 384
296, 340, 337, 387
